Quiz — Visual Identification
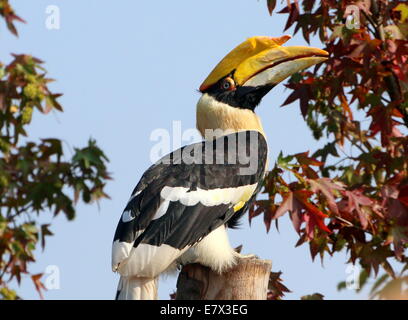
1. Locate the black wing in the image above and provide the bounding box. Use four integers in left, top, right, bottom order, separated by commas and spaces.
112, 130, 267, 268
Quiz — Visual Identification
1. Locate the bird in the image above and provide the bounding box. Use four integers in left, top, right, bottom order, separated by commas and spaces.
111, 35, 328, 300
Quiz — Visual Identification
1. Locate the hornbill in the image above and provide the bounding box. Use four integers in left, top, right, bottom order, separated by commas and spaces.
112, 35, 328, 299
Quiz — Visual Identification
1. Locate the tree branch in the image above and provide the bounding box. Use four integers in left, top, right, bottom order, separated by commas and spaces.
176, 257, 272, 300
370, 0, 408, 127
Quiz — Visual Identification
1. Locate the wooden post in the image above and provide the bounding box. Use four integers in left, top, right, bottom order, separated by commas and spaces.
175, 257, 272, 300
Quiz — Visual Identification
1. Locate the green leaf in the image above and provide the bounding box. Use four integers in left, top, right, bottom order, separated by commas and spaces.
277, 151, 294, 169
0, 287, 18, 300
370, 274, 389, 296
337, 281, 347, 291
357, 269, 370, 293
301, 293, 325, 300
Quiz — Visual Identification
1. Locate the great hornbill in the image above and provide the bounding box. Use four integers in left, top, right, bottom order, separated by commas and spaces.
112, 35, 328, 299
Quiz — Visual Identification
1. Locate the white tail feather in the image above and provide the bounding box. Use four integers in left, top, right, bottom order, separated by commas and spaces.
115, 276, 158, 300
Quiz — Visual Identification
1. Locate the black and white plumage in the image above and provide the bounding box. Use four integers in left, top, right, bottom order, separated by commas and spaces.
111, 35, 328, 299
112, 131, 267, 299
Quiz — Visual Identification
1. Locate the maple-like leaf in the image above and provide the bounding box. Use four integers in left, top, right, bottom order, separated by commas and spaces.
389, 226, 408, 261
359, 245, 394, 276
0, 1, 26, 36
294, 151, 323, 167
267, 271, 291, 300
31, 273, 46, 299
381, 185, 408, 226
275, 191, 304, 233
249, 200, 280, 233
281, 82, 313, 118
308, 178, 345, 214
339, 190, 373, 229
276, 190, 331, 238
300, 196, 332, 238
368, 106, 403, 146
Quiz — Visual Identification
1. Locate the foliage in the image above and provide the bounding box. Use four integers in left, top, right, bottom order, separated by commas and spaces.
300, 292, 325, 300
0, 1, 111, 299
267, 271, 291, 300
253, 0, 408, 299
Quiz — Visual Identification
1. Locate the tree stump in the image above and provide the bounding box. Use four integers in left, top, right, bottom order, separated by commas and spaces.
175, 258, 272, 300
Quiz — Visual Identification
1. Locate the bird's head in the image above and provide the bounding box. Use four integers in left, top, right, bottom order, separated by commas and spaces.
198, 35, 328, 111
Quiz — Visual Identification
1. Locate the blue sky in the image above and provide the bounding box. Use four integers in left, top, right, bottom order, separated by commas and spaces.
2, 0, 372, 299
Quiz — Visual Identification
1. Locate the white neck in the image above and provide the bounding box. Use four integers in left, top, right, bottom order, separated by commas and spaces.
196, 94, 266, 140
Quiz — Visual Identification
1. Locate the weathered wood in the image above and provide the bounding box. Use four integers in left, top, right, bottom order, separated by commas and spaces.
176, 258, 272, 300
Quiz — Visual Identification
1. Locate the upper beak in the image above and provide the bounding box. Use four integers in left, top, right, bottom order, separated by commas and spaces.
199, 35, 329, 91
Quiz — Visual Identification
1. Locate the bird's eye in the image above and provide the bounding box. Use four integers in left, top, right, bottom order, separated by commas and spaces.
221, 77, 235, 91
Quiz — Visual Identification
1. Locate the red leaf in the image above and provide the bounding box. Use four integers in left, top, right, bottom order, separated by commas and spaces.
248, 201, 265, 222
275, 192, 304, 233
275, 192, 298, 223
294, 151, 324, 167
340, 190, 373, 229
267, 271, 291, 300
398, 185, 408, 208
31, 273, 46, 299
250, 201, 280, 233
309, 178, 345, 214
368, 106, 402, 146
276, 190, 331, 238
264, 203, 278, 233
281, 84, 311, 117
284, 3, 300, 31
381, 185, 408, 227
295, 191, 332, 236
